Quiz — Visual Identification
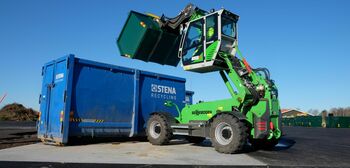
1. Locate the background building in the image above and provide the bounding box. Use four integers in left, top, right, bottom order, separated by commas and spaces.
281, 109, 313, 118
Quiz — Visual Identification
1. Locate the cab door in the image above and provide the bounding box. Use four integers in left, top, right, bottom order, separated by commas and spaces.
181, 18, 205, 66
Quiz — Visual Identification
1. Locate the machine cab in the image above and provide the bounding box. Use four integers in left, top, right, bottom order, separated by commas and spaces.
179, 9, 239, 73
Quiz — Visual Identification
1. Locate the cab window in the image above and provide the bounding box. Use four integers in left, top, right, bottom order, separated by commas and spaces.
182, 19, 204, 65
206, 14, 218, 42
221, 16, 236, 38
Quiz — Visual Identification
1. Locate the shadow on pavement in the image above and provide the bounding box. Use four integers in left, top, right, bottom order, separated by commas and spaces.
67, 136, 148, 146
190, 137, 296, 154
273, 137, 296, 151
67, 136, 192, 146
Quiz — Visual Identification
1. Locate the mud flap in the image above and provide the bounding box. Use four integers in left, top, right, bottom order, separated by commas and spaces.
253, 99, 270, 139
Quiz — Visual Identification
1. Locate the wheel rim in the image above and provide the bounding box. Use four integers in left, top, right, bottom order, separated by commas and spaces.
215, 122, 233, 145
149, 121, 161, 139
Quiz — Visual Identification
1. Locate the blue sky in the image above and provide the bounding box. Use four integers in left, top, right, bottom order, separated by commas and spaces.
0, 0, 349, 112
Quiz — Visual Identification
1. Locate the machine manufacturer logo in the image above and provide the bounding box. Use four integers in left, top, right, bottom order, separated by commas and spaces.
151, 84, 177, 100
192, 110, 212, 115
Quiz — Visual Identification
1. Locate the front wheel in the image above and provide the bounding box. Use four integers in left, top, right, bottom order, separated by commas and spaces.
146, 113, 173, 145
209, 114, 248, 154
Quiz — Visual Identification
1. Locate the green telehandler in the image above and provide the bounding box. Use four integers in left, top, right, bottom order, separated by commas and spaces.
117, 4, 282, 154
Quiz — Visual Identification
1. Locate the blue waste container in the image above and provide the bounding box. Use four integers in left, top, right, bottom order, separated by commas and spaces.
37, 54, 188, 144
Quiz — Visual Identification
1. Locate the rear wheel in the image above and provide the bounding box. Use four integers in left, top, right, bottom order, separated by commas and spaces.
146, 113, 173, 145
209, 114, 248, 154
186, 136, 206, 144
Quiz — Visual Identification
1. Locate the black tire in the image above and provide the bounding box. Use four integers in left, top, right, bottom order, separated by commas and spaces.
146, 113, 173, 145
209, 113, 248, 154
250, 138, 278, 150
186, 136, 206, 144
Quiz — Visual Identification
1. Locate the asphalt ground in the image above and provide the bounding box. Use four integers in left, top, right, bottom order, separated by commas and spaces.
0, 122, 349, 167
248, 127, 350, 167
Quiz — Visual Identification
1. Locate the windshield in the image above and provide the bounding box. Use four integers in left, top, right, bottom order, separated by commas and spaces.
183, 20, 203, 50
182, 19, 204, 65
221, 16, 236, 38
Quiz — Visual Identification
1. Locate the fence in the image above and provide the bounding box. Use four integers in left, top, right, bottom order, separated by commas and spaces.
282, 116, 350, 128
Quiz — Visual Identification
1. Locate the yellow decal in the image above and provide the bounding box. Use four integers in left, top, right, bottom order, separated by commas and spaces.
207, 113, 213, 118
69, 118, 104, 123
217, 106, 224, 111
70, 118, 82, 122
60, 111, 64, 122
146, 13, 160, 19
95, 119, 104, 123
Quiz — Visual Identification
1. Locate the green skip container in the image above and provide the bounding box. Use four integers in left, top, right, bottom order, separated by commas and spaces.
117, 11, 180, 66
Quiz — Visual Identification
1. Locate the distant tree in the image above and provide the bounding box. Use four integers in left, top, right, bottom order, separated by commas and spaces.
329, 107, 350, 116
308, 109, 320, 116
320, 110, 327, 116
346, 107, 350, 116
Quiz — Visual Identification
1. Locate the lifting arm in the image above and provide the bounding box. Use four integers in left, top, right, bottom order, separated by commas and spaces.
219, 54, 257, 109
